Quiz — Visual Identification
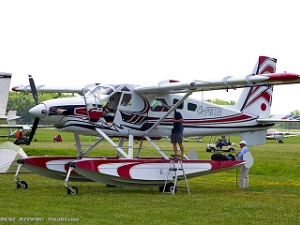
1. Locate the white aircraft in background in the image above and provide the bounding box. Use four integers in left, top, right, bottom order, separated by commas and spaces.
11, 56, 300, 194
266, 128, 300, 143
0, 72, 20, 123
0, 72, 32, 139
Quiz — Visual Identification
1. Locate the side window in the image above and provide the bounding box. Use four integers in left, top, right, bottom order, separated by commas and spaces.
103, 92, 121, 113
187, 102, 197, 111
151, 98, 170, 112
121, 94, 132, 106
173, 99, 184, 110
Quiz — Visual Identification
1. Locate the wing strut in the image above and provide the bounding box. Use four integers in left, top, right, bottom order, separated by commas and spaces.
96, 128, 129, 158
145, 90, 194, 136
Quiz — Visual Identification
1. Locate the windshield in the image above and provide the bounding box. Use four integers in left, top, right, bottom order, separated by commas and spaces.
91, 85, 114, 96
83, 85, 118, 105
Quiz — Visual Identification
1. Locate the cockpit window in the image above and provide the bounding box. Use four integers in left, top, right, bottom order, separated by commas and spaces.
121, 94, 132, 106
90, 85, 115, 97
84, 85, 118, 105
151, 98, 170, 112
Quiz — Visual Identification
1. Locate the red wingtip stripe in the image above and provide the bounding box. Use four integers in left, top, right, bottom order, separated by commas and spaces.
264, 73, 300, 81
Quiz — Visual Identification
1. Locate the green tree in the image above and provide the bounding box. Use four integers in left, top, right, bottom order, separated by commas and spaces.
206, 98, 235, 105
7, 92, 72, 124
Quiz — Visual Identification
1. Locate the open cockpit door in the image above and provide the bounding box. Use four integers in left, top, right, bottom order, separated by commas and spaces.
82, 84, 118, 123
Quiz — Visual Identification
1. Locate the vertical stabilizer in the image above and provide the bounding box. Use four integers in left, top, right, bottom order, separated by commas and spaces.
0, 72, 12, 117
6, 110, 18, 125
235, 56, 277, 117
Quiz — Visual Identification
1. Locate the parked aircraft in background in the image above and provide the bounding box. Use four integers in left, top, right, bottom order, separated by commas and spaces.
0, 72, 54, 142
0, 72, 20, 124
11, 56, 300, 194
266, 128, 300, 143
0, 72, 29, 139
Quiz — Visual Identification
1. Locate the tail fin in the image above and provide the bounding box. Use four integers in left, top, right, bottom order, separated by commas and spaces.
6, 110, 18, 125
235, 56, 277, 117
0, 72, 12, 117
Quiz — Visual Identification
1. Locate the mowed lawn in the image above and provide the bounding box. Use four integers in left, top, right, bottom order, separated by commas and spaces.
0, 129, 299, 225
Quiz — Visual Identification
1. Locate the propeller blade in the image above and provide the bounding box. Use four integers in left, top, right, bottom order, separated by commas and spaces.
27, 117, 39, 145
29, 74, 39, 105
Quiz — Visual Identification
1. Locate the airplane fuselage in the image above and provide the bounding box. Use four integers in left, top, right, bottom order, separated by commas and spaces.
29, 83, 275, 139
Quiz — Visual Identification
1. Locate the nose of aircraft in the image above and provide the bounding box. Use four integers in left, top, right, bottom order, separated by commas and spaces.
29, 104, 47, 119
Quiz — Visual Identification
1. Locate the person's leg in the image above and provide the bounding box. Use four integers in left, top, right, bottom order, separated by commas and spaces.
240, 166, 250, 188
178, 143, 184, 158
172, 143, 178, 156
171, 133, 178, 156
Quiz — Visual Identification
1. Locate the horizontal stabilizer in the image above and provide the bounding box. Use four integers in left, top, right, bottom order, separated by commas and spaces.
258, 114, 300, 123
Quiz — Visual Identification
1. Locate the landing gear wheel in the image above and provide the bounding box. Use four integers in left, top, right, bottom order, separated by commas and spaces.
16, 181, 28, 189
164, 182, 175, 193
67, 186, 78, 195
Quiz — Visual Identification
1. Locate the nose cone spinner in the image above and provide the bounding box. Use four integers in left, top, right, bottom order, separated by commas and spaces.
29, 104, 47, 119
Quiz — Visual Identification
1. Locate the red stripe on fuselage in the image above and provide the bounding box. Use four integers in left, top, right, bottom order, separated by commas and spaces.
152, 114, 254, 125
184, 114, 253, 124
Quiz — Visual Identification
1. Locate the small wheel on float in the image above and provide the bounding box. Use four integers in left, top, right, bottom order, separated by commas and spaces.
164, 182, 176, 193
67, 186, 78, 195
16, 181, 28, 189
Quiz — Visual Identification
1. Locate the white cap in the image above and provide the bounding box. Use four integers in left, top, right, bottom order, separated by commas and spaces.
239, 140, 247, 145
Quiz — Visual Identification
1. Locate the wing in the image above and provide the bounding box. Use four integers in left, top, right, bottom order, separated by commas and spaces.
266, 132, 300, 140
0, 124, 27, 129
134, 73, 300, 95
0, 124, 52, 139
11, 83, 101, 94
0, 125, 28, 138
283, 134, 300, 138
11, 73, 300, 95
258, 114, 300, 123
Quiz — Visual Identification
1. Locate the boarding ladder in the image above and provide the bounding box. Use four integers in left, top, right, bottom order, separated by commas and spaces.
163, 155, 190, 194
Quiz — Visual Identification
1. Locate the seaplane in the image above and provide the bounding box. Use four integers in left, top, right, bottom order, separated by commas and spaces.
11, 56, 300, 194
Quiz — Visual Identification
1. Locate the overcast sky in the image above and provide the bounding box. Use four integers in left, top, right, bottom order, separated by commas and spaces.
0, 0, 299, 114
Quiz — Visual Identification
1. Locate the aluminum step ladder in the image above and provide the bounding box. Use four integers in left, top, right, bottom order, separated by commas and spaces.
163, 155, 190, 194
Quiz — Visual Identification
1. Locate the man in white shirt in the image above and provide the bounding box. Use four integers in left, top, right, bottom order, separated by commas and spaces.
236, 140, 251, 188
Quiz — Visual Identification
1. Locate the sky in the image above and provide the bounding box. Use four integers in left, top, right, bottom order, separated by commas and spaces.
0, 0, 299, 115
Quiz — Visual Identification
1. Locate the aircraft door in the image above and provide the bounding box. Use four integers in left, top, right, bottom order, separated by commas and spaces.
86, 104, 103, 122
88, 105, 103, 122
103, 92, 122, 122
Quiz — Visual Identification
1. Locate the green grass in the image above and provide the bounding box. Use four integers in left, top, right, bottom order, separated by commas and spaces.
0, 129, 300, 224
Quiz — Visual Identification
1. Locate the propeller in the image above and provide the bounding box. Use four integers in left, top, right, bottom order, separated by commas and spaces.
27, 75, 40, 145
29, 75, 39, 105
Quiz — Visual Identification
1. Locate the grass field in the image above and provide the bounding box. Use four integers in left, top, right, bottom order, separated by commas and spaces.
0, 129, 300, 224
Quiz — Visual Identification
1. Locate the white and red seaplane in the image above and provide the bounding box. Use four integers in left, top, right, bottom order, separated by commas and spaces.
12, 56, 300, 194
